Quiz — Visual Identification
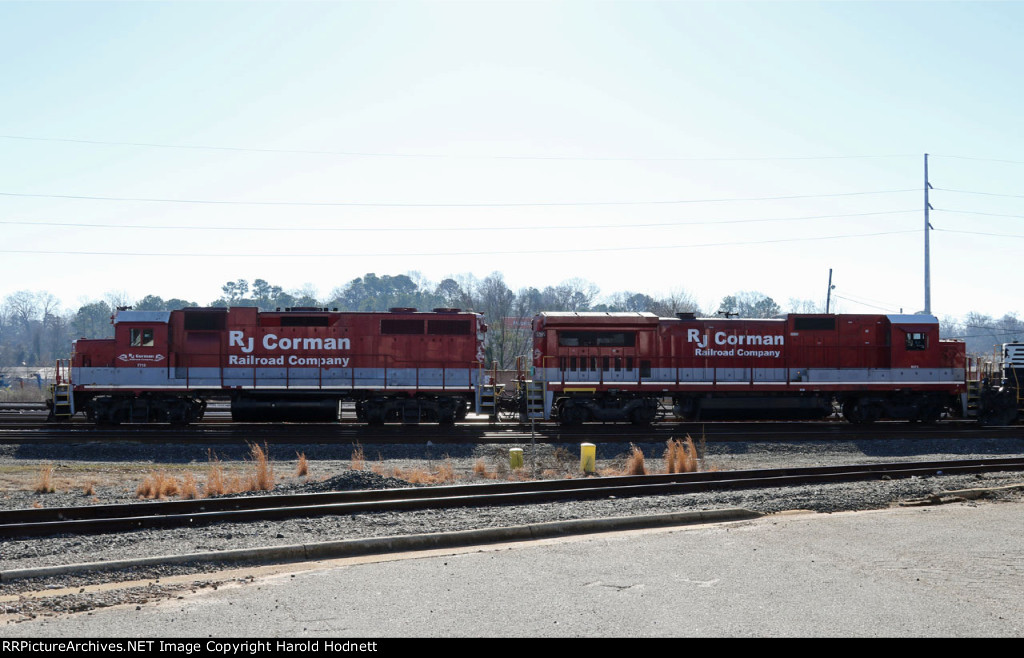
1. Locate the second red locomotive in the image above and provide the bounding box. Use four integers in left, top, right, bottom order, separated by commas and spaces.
532, 312, 966, 424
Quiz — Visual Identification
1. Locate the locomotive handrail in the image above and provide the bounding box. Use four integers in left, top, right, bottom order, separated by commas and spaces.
54, 359, 71, 386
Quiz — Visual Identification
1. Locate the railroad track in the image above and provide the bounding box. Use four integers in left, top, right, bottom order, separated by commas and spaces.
4, 457, 1023, 538
2, 421, 1024, 444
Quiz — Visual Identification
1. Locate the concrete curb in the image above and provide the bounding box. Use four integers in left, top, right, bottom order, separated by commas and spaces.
0, 508, 761, 583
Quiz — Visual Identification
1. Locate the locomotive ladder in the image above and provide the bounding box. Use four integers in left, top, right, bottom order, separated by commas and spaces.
50, 359, 74, 419
520, 379, 547, 421
964, 379, 982, 418
475, 362, 502, 419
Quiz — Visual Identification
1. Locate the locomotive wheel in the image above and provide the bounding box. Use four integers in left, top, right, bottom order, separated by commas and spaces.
981, 407, 1019, 427
559, 402, 585, 426
842, 399, 879, 425
630, 404, 657, 425
915, 403, 942, 424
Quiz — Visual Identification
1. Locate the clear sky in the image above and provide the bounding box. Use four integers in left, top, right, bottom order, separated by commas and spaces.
1, 1, 1022, 320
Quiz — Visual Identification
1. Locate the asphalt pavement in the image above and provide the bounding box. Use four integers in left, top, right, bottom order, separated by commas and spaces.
4, 499, 1022, 638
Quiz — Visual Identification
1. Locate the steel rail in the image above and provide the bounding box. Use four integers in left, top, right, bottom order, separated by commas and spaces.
3, 457, 1023, 538
2, 421, 1023, 444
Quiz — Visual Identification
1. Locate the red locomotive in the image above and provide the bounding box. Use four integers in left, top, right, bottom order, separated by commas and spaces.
61, 306, 486, 424
54, 304, 1003, 426
532, 312, 967, 424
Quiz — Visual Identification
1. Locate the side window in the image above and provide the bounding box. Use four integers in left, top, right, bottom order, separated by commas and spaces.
130, 328, 155, 347
905, 332, 927, 351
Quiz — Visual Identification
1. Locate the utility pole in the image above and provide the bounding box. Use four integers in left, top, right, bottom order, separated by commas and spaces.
924, 153, 934, 315
825, 268, 835, 313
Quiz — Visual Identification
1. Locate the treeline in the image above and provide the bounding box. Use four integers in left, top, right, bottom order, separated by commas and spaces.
940, 313, 1024, 360
1, 272, 1018, 369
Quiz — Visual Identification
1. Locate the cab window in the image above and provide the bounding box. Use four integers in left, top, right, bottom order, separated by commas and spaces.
905, 332, 927, 351
130, 328, 155, 347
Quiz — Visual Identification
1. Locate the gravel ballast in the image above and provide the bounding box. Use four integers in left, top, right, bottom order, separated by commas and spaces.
2, 436, 1023, 622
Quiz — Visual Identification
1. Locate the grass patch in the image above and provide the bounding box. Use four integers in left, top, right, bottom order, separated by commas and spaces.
351, 443, 365, 471
247, 443, 275, 491
391, 458, 460, 485
33, 464, 56, 494
472, 459, 499, 479
623, 444, 647, 475
665, 436, 700, 473
136, 471, 180, 499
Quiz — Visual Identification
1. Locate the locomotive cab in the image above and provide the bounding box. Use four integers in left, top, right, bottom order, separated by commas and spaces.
70, 310, 207, 424
114, 311, 170, 366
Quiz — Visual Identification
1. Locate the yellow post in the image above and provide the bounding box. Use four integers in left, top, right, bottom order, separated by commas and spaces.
509, 448, 524, 470
580, 443, 596, 474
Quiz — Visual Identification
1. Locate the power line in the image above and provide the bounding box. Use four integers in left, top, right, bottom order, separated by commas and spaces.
931, 154, 1024, 166
0, 209, 918, 233
934, 228, 1024, 239
935, 209, 1024, 220
830, 294, 900, 313
948, 331, 1023, 340
0, 188, 920, 208
933, 187, 1024, 200
0, 135, 920, 162
831, 291, 906, 311
0, 229, 918, 258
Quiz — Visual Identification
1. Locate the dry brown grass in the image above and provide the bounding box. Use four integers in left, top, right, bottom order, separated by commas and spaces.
350, 443, 365, 471
472, 458, 499, 479
395, 467, 434, 484
180, 472, 200, 499
136, 471, 180, 499
392, 459, 460, 485
665, 436, 700, 473
296, 452, 309, 477
435, 459, 456, 482
200, 445, 275, 496
81, 480, 96, 496
623, 444, 648, 475
248, 443, 274, 491
205, 450, 228, 496
34, 464, 56, 494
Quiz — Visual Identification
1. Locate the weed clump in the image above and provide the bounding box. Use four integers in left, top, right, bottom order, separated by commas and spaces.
180, 472, 200, 499
34, 464, 56, 494
623, 444, 647, 475
248, 443, 274, 491
472, 459, 499, 479
350, 443, 365, 471
206, 450, 228, 496
136, 471, 180, 499
665, 436, 700, 473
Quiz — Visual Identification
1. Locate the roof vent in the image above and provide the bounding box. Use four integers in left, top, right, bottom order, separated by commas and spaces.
676, 312, 697, 320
